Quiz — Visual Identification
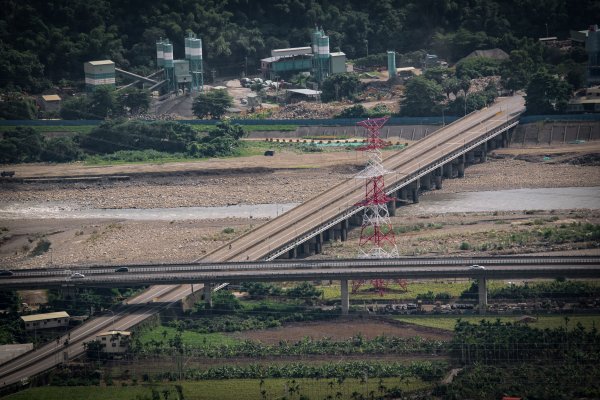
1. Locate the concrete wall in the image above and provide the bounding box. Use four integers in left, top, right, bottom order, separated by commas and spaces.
246, 124, 441, 140
511, 121, 600, 145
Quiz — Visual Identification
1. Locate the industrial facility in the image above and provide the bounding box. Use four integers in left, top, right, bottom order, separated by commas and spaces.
84, 32, 204, 95
261, 27, 346, 81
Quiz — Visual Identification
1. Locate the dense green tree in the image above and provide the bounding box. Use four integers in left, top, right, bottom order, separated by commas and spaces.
87, 86, 119, 119
399, 76, 444, 117
335, 104, 368, 119
320, 73, 360, 103
525, 70, 572, 115
0, 94, 37, 120
500, 49, 538, 92
455, 57, 502, 80
41, 137, 83, 162
117, 88, 151, 116
0, 127, 45, 163
211, 291, 241, 311
192, 89, 233, 119
81, 120, 197, 154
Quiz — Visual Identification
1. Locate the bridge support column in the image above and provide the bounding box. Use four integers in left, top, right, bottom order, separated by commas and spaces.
434, 167, 443, 189
443, 163, 453, 179
420, 173, 431, 191
466, 151, 475, 165
412, 186, 419, 203
457, 158, 465, 178
203, 284, 213, 308
397, 188, 407, 205
388, 195, 397, 216
502, 131, 509, 148
478, 277, 487, 315
288, 247, 298, 259
340, 279, 349, 315
302, 241, 310, 255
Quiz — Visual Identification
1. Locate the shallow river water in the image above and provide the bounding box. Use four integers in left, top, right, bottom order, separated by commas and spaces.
1, 187, 598, 221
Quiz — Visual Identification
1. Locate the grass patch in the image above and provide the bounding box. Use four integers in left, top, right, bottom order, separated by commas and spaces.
190, 124, 298, 132
0, 125, 95, 134
320, 280, 505, 301
4, 385, 155, 400
394, 314, 600, 331
7, 378, 432, 400
137, 326, 238, 347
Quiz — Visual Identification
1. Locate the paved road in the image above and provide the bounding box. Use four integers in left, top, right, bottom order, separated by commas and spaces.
0, 96, 526, 388
1, 256, 598, 289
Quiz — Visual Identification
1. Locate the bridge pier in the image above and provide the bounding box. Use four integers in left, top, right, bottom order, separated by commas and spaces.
203, 284, 213, 308
443, 163, 453, 179
288, 247, 297, 259
388, 193, 397, 216
420, 173, 432, 191
456, 157, 465, 178
434, 167, 443, 189
411, 184, 419, 203
340, 279, 349, 315
478, 277, 487, 315
466, 151, 475, 165
341, 220, 349, 242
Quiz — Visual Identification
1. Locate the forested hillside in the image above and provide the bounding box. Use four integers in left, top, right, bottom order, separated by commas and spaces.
2, 0, 599, 93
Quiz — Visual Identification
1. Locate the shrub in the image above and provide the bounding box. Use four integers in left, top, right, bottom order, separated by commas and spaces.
459, 242, 471, 250
29, 238, 51, 257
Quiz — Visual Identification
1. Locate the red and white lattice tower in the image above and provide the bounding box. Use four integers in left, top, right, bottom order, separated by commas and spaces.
355, 117, 399, 259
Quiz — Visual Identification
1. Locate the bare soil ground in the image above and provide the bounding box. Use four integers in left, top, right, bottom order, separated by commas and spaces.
0, 142, 598, 269
231, 317, 451, 343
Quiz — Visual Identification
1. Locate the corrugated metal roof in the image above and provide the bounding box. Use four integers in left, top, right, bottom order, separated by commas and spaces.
330, 52, 346, 56
97, 330, 131, 337
87, 60, 114, 66
287, 89, 321, 96
21, 311, 70, 322
42, 95, 61, 102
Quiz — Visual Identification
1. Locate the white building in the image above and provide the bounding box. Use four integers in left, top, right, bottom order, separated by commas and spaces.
96, 330, 131, 354
21, 311, 70, 331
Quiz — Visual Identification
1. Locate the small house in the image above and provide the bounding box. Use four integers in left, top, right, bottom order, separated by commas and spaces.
39, 95, 61, 112
96, 330, 131, 354
21, 311, 70, 331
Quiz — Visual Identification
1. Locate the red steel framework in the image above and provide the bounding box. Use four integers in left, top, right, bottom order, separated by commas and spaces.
352, 117, 399, 296
354, 116, 399, 259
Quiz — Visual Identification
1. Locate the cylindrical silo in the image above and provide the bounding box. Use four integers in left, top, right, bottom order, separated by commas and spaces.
163, 42, 174, 68
156, 40, 164, 68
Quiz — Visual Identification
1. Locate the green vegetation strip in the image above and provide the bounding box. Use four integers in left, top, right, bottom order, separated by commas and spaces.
7, 378, 431, 400
320, 280, 504, 301
394, 314, 600, 331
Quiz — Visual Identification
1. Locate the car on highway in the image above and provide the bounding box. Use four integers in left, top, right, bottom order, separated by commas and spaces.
70, 272, 85, 279
0, 270, 14, 276
469, 264, 485, 270
115, 267, 129, 272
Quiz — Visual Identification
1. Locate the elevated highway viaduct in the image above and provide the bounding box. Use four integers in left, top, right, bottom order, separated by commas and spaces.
1, 257, 599, 314
0, 96, 528, 389
200, 95, 525, 264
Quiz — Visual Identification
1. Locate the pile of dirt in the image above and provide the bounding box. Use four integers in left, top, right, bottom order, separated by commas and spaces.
270, 101, 341, 119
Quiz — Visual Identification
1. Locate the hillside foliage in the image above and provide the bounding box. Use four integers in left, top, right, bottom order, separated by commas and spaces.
1, 0, 597, 93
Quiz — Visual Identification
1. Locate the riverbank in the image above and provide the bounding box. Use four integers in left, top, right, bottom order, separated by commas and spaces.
0, 142, 598, 269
